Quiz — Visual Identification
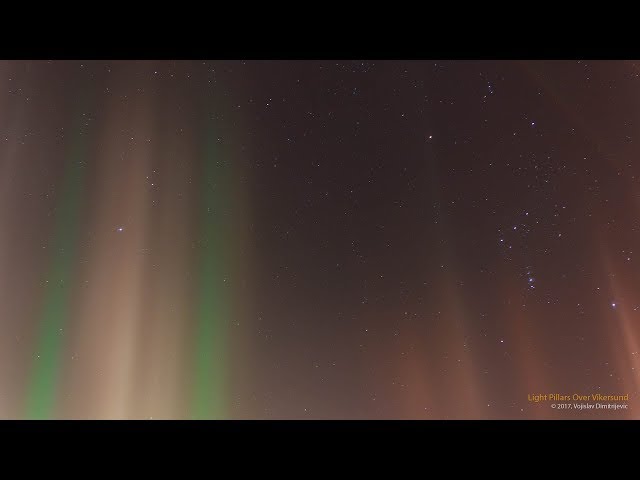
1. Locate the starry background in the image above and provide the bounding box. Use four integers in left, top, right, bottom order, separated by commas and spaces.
0, 60, 638, 419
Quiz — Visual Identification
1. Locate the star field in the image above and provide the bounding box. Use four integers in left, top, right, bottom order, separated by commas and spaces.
0, 60, 638, 419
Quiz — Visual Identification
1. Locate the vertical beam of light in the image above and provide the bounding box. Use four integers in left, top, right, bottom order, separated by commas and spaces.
587, 167, 640, 418
422, 139, 485, 419
61, 83, 155, 419
130, 98, 197, 419
191, 126, 231, 419
397, 340, 436, 418
439, 277, 485, 418
600, 249, 640, 418
501, 283, 549, 419
0, 64, 29, 296
0, 62, 31, 417
24, 117, 87, 419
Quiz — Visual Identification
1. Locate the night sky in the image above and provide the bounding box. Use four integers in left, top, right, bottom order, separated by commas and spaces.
0, 60, 638, 419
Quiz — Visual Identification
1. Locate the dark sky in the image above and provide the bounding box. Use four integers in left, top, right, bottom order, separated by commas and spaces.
0, 60, 638, 419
